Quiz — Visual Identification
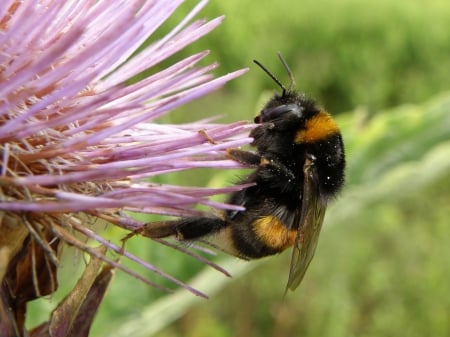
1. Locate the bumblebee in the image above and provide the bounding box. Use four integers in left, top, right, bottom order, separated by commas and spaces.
142, 53, 345, 291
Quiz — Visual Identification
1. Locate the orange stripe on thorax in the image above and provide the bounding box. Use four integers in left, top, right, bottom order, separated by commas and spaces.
294, 111, 339, 143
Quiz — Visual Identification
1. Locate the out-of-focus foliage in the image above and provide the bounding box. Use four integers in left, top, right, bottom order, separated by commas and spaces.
159, 0, 450, 117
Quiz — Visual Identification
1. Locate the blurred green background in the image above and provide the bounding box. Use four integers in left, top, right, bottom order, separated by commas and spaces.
27, 0, 450, 336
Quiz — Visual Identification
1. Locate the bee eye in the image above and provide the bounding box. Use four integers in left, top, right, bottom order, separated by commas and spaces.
255, 103, 302, 123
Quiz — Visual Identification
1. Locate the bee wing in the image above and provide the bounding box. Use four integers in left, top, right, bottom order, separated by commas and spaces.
285, 156, 327, 291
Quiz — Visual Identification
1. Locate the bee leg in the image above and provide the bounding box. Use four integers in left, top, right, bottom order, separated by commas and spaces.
142, 216, 229, 241
120, 231, 137, 250
227, 149, 296, 183
198, 129, 216, 144
260, 158, 296, 181
226, 148, 261, 166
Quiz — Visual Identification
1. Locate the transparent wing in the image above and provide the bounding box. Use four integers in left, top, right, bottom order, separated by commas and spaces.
285, 156, 327, 292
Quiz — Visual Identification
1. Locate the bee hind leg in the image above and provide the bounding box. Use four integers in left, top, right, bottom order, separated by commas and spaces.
142, 216, 229, 241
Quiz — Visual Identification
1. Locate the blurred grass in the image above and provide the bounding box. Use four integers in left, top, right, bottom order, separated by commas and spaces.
152, 0, 450, 122
26, 0, 450, 336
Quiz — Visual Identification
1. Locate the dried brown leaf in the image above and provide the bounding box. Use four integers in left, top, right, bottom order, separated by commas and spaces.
1, 222, 60, 335
30, 263, 115, 337
47, 246, 107, 337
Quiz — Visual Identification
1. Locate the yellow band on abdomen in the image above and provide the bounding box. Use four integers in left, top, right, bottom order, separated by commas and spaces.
252, 215, 297, 251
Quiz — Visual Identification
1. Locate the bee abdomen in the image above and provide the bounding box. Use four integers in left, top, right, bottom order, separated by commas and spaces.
231, 214, 297, 259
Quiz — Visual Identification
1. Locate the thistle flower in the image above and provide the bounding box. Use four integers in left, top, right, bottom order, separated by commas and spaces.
0, 0, 250, 334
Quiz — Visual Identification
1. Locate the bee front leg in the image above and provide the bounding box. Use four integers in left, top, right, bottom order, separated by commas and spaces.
226, 148, 261, 167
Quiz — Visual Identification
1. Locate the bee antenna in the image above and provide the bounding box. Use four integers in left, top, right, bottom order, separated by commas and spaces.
277, 52, 296, 92
253, 59, 288, 96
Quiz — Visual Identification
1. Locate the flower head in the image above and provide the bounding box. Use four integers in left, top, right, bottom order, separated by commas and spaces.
0, 0, 250, 332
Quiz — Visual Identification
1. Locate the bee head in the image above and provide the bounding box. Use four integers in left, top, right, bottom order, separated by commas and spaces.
254, 97, 303, 123
253, 53, 314, 124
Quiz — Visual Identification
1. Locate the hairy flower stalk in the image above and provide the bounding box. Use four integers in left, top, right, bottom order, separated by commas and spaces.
0, 0, 250, 334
